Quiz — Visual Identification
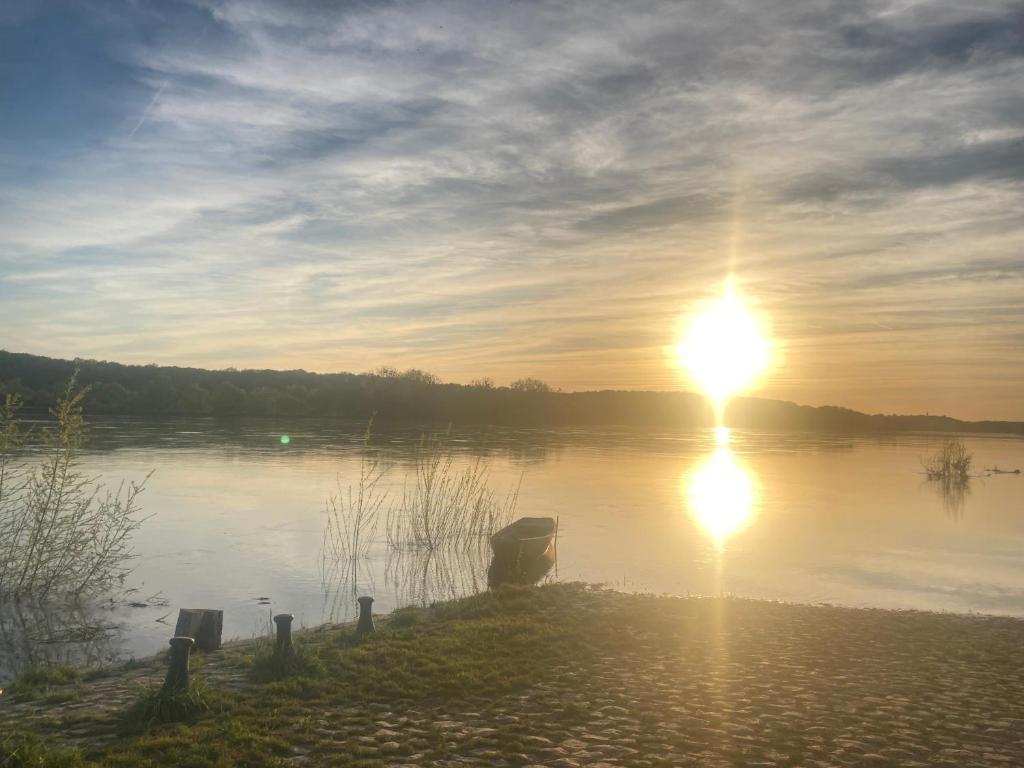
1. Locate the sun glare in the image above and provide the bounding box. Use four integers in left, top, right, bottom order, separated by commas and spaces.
676, 282, 772, 418
686, 447, 757, 547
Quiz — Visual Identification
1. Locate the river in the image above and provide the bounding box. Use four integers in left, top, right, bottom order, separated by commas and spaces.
2, 418, 1022, 678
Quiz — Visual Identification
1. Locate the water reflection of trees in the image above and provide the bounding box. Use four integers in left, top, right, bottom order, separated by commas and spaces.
922, 439, 974, 520
319, 543, 493, 624
386, 543, 492, 609
931, 475, 971, 520
320, 552, 375, 623
0, 599, 123, 680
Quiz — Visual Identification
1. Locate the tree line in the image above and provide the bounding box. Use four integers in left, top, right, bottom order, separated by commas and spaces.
1, 350, 1021, 434
0, 350, 709, 426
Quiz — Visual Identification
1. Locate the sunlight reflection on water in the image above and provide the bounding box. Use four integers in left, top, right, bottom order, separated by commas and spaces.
685, 444, 758, 549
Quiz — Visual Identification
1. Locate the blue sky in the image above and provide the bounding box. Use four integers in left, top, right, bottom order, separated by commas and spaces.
1, 0, 1023, 419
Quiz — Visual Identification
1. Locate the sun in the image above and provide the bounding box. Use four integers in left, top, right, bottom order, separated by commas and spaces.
675, 281, 772, 416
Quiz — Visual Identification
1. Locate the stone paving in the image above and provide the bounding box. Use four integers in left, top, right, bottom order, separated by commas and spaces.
284, 599, 1024, 767
3, 596, 1024, 766
0, 639, 253, 746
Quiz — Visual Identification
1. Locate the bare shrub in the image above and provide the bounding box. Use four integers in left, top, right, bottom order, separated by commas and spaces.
0, 375, 148, 600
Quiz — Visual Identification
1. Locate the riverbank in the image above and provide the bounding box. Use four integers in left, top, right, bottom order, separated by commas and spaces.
3, 583, 1023, 766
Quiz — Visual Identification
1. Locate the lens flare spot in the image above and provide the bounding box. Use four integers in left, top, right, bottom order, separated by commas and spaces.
280, 435, 291, 445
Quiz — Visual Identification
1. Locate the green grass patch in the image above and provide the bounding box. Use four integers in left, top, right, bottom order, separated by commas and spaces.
1, 731, 84, 768
5, 663, 82, 702
248, 636, 326, 683
120, 680, 222, 735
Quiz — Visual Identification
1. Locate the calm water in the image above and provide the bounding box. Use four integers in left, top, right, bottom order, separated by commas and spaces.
3, 418, 1023, 677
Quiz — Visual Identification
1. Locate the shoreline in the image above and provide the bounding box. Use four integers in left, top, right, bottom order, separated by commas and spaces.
6, 588, 1024, 689
3, 584, 1024, 766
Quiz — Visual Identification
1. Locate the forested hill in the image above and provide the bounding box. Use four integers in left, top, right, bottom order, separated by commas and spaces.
1, 350, 1022, 435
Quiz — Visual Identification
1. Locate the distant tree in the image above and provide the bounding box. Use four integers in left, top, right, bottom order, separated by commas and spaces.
510, 377, 552, 393
277, 386, 308, 416
246, 387, 278, 417
177, 382, 211, 415
399, 369, 440, 386
211, 381, 247, 416
470, 377, 495, 389
140, 376, 180, 415
308, 386, 336, 416
88, 381, 133, 414
375, 366, 400, 379
0, 378, 32, 404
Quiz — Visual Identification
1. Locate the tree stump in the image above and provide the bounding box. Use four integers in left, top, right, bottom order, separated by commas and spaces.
174, 608, 223, 652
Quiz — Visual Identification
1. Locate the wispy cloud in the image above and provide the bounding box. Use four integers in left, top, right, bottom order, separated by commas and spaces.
0, 0, 1022, 419
128, 80, 167, 139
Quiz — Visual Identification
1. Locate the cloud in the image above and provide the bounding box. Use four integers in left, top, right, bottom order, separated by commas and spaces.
0, 0, 1022, 418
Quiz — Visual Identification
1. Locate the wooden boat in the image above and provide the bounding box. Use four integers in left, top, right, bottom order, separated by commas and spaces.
487, 516, 557, 587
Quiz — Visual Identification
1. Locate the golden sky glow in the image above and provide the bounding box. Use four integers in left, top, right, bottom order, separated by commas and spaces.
2, 2, 1022, 420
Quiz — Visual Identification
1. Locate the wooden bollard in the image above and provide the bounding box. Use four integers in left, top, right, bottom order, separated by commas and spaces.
273, 613, 294, 657
174, 609, 223, 652
356, 596, 375, 639
163, 636, 195, 693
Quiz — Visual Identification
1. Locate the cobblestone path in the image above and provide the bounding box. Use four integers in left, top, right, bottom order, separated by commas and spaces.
287, 599, 1024, 767
2, 595, 1023, 766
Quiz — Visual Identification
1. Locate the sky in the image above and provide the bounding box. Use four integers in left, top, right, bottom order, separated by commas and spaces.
1, 0, 1022, 420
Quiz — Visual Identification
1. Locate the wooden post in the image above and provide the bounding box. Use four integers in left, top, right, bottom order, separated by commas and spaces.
174, 609, 223, 652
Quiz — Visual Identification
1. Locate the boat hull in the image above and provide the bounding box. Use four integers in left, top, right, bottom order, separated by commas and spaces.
488, 517, 557, 587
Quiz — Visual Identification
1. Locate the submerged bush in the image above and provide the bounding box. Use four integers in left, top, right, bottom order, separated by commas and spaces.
922, 438, 972, 482
0, 375, 148, 599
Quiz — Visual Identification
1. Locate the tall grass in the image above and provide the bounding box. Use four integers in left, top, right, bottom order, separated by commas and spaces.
385, 432, 519, 552
319, 425, 389, 620
384, 540, 492, 608
0, 376, 148, 600
320, 443, 388, 566
320, 429, 521, 617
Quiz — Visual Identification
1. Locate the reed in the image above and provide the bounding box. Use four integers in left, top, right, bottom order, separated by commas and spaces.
320, 446, 388, 565
319, 422, 389, 619
385, 432, 519, 552
384, 539, 492, 608
320, 429, 520, 619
